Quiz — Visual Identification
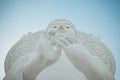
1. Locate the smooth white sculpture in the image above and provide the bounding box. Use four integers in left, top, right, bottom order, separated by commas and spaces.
4, 19, 115, 80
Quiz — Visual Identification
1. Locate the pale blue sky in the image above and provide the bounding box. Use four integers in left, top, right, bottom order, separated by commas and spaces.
0, 0, 120, 80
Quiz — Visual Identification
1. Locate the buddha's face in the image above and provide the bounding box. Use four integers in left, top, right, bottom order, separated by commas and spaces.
46, 21, 76, 38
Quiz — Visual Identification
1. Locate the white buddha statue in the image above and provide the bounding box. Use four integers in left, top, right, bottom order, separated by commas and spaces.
4, 19, 115, 80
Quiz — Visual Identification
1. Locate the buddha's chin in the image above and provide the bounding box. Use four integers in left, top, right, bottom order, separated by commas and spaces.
55, 32, 65, 37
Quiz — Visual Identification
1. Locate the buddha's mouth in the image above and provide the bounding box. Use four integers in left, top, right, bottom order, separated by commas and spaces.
57, 29, 65, 33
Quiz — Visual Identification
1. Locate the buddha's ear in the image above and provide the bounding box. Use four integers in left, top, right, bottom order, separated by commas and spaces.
74, 29, 77, 37
45, 27, 51, 36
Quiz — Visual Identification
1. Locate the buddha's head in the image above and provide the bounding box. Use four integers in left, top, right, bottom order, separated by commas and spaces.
46, 19, 76, 38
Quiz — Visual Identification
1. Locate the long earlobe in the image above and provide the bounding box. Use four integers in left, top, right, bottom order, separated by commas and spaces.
74, 29, 77, 37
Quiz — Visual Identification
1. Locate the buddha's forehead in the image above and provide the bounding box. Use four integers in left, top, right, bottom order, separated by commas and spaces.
47, 19, 75, 29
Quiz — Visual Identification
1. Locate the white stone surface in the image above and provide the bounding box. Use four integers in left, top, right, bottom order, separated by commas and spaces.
4, 19, 115, 80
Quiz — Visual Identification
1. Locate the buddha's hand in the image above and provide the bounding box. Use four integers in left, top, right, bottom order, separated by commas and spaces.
54, 33, 92, 61
23, 37, 61, 80
54, 34, 92, 66
53, 32, 80, 49
37, 36, 61, 66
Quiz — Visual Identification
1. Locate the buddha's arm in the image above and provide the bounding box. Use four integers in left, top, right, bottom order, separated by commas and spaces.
64, 44, 115, 80
55, 36, 115, 80
23, 37, 61, 80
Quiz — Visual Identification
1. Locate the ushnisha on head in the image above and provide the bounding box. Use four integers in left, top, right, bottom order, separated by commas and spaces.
46, 19, 76, 38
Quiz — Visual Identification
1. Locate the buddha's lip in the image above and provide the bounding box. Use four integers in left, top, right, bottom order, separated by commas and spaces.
57, 30, 65, 33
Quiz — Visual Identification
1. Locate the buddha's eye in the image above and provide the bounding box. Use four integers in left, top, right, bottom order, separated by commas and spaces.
53, 26, 57, 28
66, 26, 70, 28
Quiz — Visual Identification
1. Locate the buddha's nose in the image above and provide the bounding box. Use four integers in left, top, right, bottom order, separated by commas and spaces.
59, 25, 64, 30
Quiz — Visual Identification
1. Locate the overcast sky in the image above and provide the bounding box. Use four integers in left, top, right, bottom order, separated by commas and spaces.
0, 0, 120, 80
